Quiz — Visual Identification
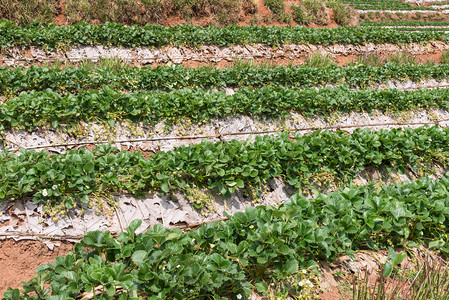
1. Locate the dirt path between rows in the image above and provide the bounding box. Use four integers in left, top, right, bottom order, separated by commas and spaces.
0, 239, 73, 296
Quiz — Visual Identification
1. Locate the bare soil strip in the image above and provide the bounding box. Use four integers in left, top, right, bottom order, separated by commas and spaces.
2, 42, 449, 67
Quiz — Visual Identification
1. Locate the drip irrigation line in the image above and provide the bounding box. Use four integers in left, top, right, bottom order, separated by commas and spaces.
0, 54, 273, 63
4, 117, 449, 151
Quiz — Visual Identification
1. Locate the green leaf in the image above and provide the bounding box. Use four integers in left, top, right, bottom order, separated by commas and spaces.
106, 285, 115, 297
383, 261, 393, 278
255, 282, 268, 292
236, 179, 244, 189
393, 252, 406, 266
282, 259, 298, 274
160, 182, 170, 193
131, 250, 147, 265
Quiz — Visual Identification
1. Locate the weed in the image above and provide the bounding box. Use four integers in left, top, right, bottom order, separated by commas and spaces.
441, 51, 449, 64
277, 12, 291, 23
66, 0, 141, 24
264, 0, 285, 15
353, 253, 449, 300
0, 0, 55, 26
352, 53, 384, 67
387, 52, 417, 65
291, 5, 312, 25
304, 52, 335, 68
249, 13, 261, 25
327, 0, 358, 27
301, 0, 330, 25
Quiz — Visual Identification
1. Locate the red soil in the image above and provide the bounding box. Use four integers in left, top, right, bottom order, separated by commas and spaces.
0, 239, 73, 296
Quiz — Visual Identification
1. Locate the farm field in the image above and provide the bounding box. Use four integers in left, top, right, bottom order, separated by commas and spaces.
3, 0, 449, 299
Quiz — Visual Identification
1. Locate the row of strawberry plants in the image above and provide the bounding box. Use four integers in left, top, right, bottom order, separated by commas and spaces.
361, 20, 449, 26
2, 63, 449, 95
0, 21, 446, 49
3, 86, 449, 131
0, 126, 448, 208
342, 0, 435, 10
390, 28, 449, 33
5, 173, 449, 299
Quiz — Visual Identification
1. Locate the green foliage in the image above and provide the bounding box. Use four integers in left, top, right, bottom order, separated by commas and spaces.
0, 20, 446, 49
382, 248, 407, 278
361, 20, 449, 27
3, 86, 449, 131
2, 63, 449, 96
0, 126, 449, 207
6, 172, 449, 298
264, 0, 284, 15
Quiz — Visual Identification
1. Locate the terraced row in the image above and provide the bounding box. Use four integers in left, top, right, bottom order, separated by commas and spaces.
4, 172, 449, 299
0, 126, 448, 209
0, 21, 447, 48
3, 86, 449, 131
1, 63, 449, 96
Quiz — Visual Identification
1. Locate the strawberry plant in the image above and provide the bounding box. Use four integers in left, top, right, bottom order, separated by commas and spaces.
0, 21, 446, 49
0, 126, 449, 209
1, 63, 449, 97
5, 173, 449, 299
2, 86, 449, 131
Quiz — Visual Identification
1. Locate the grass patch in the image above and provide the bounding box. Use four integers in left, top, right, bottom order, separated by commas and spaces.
353, 253, 449, 299
327, 0, 357, 26
264, 0, 284, 15
386, 52, 418, 65
65, 0, 243, 25
0, 0, 56, 26
351, 53, 384, 67
65, 0, 142, 24
442, 51, 449, 65
301, 0, 330, 25
304, 52, 335, 67
291, 4, 312, 25
293, 0, 356, 26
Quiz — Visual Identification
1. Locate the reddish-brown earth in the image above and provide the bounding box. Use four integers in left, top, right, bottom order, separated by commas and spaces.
0, 239, 73, 296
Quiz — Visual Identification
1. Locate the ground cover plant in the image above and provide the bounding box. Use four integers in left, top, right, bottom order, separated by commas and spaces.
0, 21, 447, 49
2, 63, 449, 96
3, 86, 449, 131
0, 126, 448, 211
5, 172, 449, 299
